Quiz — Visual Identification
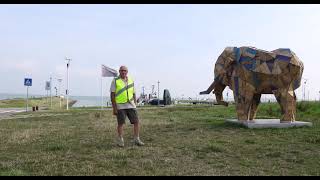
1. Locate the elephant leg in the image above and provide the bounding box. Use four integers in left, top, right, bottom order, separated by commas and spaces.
273, 89, 296, 122
284, 90, 296, 122
232, 78, 255, 122
273, 90, 285, 115
249, 94, 261, 121
235, 93, 254, 122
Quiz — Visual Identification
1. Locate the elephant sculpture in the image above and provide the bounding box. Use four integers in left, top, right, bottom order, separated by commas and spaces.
200, 46, 304, 123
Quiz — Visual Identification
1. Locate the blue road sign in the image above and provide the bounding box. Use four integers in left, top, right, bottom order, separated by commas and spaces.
24, 78, 32, 86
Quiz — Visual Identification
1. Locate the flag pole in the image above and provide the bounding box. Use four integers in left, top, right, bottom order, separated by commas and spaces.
101, 64, 118, 110
101, 76, 103, 110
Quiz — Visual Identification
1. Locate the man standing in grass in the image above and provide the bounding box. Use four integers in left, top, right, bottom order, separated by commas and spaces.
110, 65, 144, 147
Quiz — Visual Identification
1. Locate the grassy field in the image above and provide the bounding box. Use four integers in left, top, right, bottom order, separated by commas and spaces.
0, 97, 76, 109
0, 102, 319, 175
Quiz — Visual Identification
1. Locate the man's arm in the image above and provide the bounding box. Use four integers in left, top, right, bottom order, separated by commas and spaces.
111, 92, 117, 115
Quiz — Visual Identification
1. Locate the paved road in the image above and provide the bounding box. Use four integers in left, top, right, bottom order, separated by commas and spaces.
0, 108, 26, 118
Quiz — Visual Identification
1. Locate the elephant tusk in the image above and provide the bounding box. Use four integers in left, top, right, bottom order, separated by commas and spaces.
199, 90, 210, 95
199, 80, 217, 95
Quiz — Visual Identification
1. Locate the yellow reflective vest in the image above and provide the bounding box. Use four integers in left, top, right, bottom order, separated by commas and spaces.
115, 76, 134, 104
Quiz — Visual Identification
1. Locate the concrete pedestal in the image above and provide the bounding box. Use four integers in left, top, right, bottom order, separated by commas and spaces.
225, 119, 312, 128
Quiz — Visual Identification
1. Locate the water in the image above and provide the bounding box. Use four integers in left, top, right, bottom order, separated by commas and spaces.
0, 93, 111, 107
0, 93, 280, 107
0, 93, 28, 100
70, 96, 111, 107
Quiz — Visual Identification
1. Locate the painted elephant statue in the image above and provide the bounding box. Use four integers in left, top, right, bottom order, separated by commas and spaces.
200, 46, 304, 122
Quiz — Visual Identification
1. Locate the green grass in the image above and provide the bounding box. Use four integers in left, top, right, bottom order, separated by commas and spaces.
0, 99, 26, 108
0, 102, 319, 175
0, 97, 76, 109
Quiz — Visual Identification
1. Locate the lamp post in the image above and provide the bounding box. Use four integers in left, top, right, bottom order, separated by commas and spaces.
66, 57, 72, 110
57, 78, 62, 96
226, 88, 229, 102
303, 81, 306, 101
54, 87, 57, 96
142, 86, 145, 103
57, 78, 62, 108
50, 75, 52, 109
157, 81, 160, 105
303, 79, 307, 101
142, 86, 145, 96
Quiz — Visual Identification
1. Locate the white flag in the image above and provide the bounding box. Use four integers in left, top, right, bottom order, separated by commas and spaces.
101, 64, 118, 77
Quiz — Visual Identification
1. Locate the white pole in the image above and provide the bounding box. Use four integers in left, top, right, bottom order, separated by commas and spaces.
101, 77, 103, 110
157, 80, 160, 105
50, 76, 52, 109
26, 86, 29, 112
67, 63, 69, 110
58, 78, 62, 109
66, 57, 71, 110
59, 81, 61, 108
303, 82, 305, 101
303, 79, 307, 101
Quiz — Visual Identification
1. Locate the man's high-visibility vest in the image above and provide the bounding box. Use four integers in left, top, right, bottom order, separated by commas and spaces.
115, 76, 134, 104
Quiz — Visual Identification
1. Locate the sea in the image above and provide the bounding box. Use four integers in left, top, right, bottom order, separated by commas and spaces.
0, 93, 111, 107
0, 93, 278, 107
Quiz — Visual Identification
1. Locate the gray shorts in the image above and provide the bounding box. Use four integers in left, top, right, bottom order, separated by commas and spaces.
117, 109, 139, 125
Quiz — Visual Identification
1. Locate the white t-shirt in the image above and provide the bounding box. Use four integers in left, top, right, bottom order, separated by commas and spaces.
110, 77, 136, 110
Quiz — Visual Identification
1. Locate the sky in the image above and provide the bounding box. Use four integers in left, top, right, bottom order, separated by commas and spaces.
0, 4, 320, 100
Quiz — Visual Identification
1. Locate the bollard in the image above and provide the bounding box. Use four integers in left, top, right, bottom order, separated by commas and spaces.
36, 106, 39, 111
32, 107, 36, 111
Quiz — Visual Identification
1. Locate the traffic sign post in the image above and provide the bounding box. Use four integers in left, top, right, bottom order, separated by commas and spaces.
66, 57, 72, 110
26, 86, 29, 112
24, 78, 32, 112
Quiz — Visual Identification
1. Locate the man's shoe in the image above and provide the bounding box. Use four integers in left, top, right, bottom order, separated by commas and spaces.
134, 138, 145, 146
117, 137, 124, 147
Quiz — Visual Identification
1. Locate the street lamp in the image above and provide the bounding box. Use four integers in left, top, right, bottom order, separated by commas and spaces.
157, 81, 160, 105
54, 87, 58, 96
65, 57, 72, 110
57, 78, 62, 108
303, 78, 308, 101
57, 78, 62, 96
226, 87, 229, 102
50, 75, 52, 109
142, 86, 145, 96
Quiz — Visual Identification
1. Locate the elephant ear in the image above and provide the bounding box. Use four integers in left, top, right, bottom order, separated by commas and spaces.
215, 47, 237, 75
223, 47, 237, 68
213, 47, 237, 86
